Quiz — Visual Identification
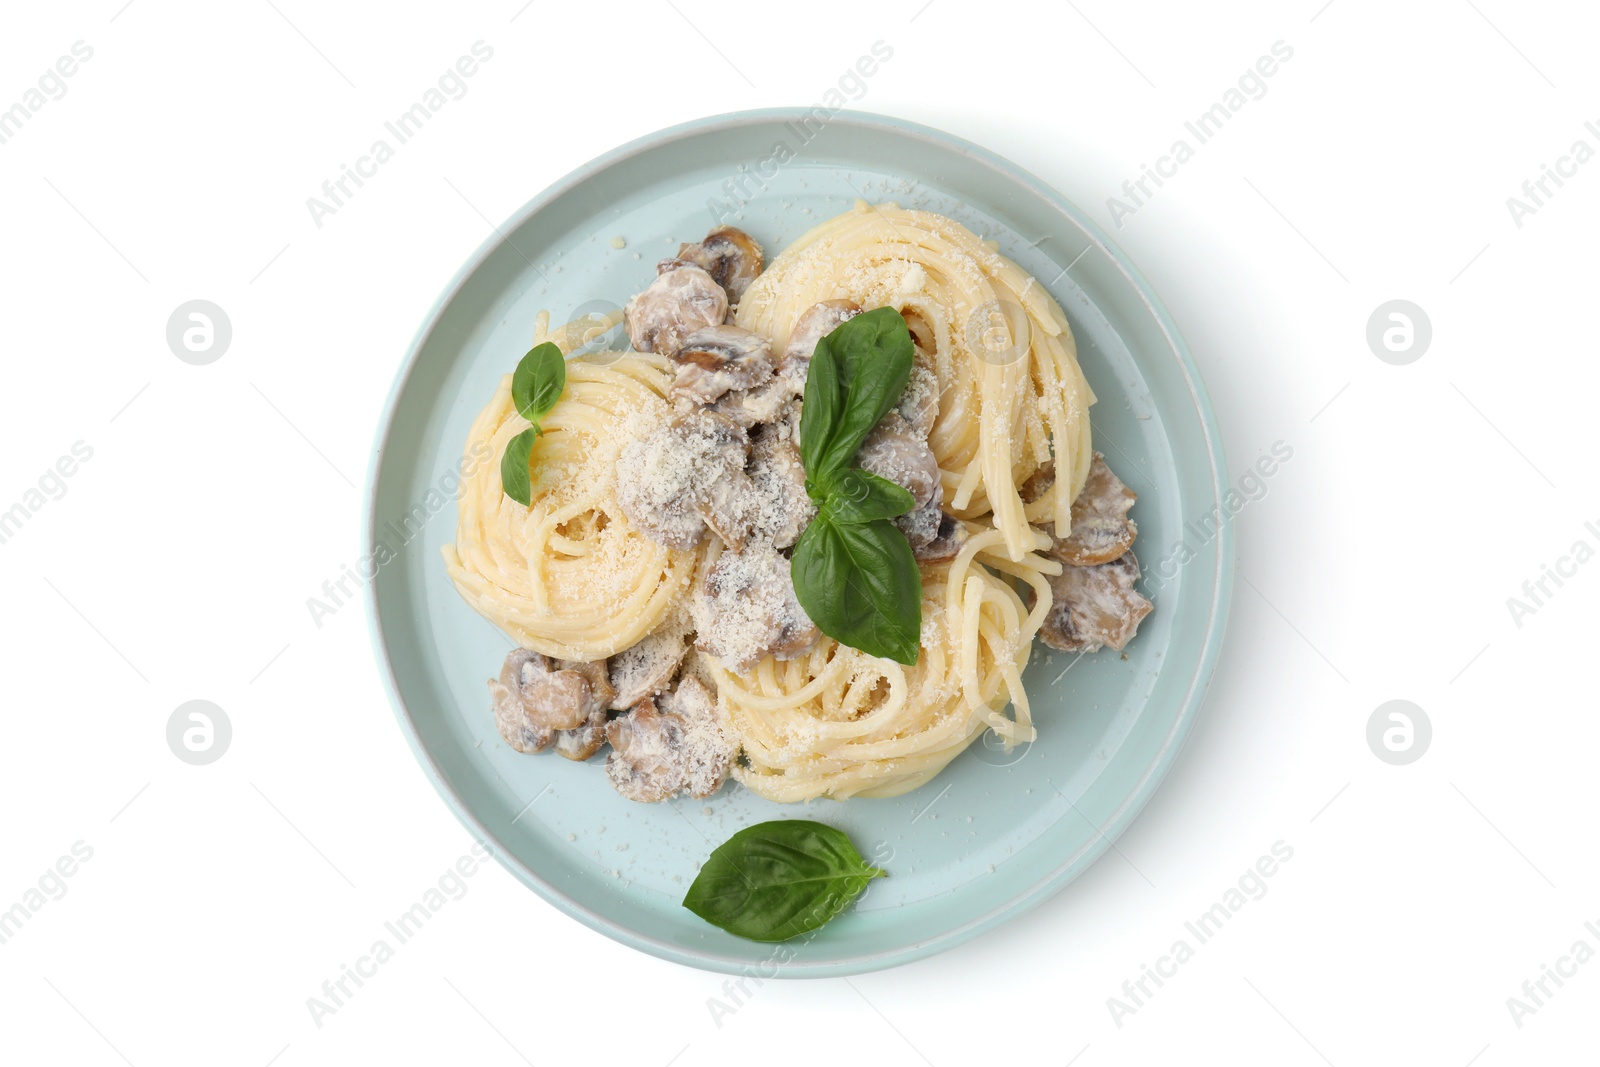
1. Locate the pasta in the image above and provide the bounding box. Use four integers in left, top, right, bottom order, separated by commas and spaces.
441, 322, 703, 662
735, 201, 1096, 562
716, 528, 1059, 801
444, 204, 1138, 804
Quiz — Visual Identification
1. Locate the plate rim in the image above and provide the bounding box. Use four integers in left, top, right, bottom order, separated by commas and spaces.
362, 107, 1235, 977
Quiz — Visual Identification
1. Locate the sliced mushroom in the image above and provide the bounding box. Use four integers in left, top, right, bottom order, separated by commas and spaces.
659, 675, 736, 799
711, 371, 799, 428
489, 649, 608, 753
1038, 552, 1153, 653
602, 676, 737, 802
604, 696, 685, 802
607, 627, 691, 710
746, 420, 815, 550
914, 511, 971, 564
489, 651, 554, 754
670, 324, 774, 407
623, 265, 728, 357
1019, 459, 1055, 505
894, 494, 942, 551
555, 658, 615, 716
664, 226, 763, 304
898, 349, 941, 438
616, 410, 750, 550
856, 412, 941, 509
695, 464, 758, 552
1046, 453, 1138, 567
551, 705, 608, 761
900, 307, 935, 353
696, 543, 819, 673
779, 299, 862, 380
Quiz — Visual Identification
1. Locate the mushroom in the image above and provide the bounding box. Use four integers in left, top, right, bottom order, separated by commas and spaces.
695, 463, 758, 552
779, 299, 862, 381
551, 705, 608, 761
894, 495, 941, 551
555, 658, 615, 714
696, 544, 819, 673
1046, 453, 1138, 567
745, 421, 814, 550
602, 676, 737, 802
670, 324, 774, 407
604, 696, 684, 802
900, 307, 936, 353
661, 675, 737, 799
663, 226, 764, 304
898, 349, 941, 438
1038, 552, 1153, 653
903, 506, 970, 564
616, 410, 750, 550
488, 649, 609, 754
623, 265, 728, 357
607, 627, 691, 710
893, 495, 970, 563
856, 412, 941, 509
489, 652, 554, 754
712, 377, 796, 427
1019, 460, 1055, 505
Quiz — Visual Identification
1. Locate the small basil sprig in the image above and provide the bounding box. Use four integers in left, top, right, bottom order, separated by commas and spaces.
791, 307, 923, 664
499, 342, 566, 506
682, 820, 886, 942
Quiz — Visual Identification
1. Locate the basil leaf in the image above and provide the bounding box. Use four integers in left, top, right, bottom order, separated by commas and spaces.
512, 342, 566, 424
802, 307, 914, 479
819, 468, 915, 524
499, 427, 539, 506
501, 343, 567, 507
799, 326, 843, 477
682, 820, 886, 942
792, 515, 922, 665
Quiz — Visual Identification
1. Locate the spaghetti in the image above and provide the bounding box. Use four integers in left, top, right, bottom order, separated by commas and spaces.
444, 205, 1121, 803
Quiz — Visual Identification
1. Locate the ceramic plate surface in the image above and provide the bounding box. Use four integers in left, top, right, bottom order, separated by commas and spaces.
365, 109, 1233, 976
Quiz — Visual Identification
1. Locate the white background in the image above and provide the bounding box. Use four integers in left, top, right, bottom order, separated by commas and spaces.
2, 1, 1596, 1064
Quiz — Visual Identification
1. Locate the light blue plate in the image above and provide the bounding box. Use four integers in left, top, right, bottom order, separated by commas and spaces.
364, 109, 1233, 976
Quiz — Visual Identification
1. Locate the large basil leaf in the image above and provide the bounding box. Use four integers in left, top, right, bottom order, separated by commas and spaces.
512, 342, 566, 424
819, 467, 915, 525
792, 514, 922, 665
682, 820, 886, 942
802, 307, 914, 479
799, 324, 843, 477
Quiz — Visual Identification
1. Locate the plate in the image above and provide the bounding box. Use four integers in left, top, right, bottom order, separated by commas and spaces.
364, 109, 1233, 976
